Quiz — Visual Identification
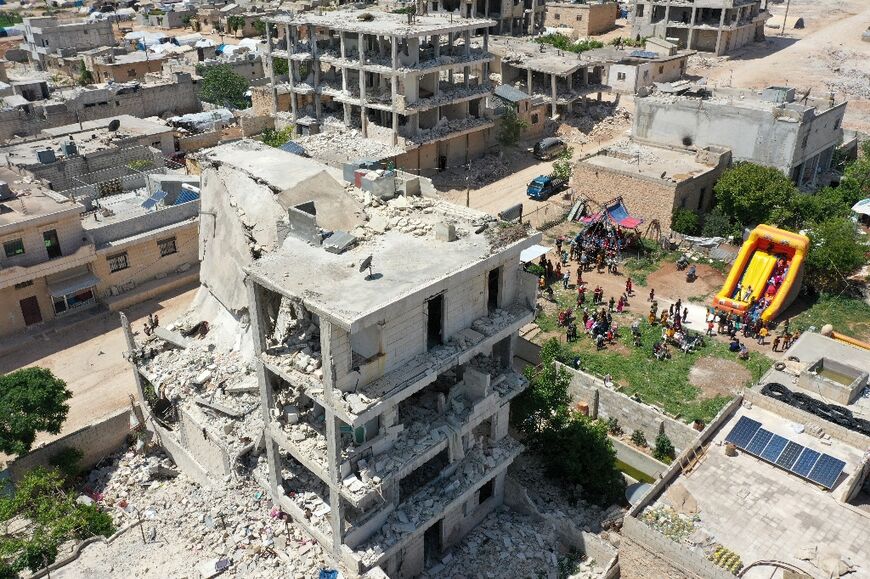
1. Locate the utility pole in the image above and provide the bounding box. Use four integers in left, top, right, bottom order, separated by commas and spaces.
780, 0, 790, 36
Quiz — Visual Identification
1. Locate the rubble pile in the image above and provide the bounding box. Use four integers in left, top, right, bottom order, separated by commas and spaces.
355, 437, 522, 565
264, 297, 324, 380
64, 449, 333, 579
138, 339, 262, 455
265, 454, 335, 539
294, 129, 407, 162
410, 116, 492, 143
640, 505, 698, 543
554, 105, 631, 144
605, 138, 663, 165
431, 151, 514, 188
423, 507, 602, 579
824, 48, 870, 99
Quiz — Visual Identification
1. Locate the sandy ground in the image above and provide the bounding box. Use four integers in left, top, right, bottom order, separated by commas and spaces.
688, 0, 870, 132
0, 286, 197, 458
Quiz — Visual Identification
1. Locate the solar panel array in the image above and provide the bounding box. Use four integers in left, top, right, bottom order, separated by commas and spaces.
724, 416, 846, 490
140, 190, 167, 210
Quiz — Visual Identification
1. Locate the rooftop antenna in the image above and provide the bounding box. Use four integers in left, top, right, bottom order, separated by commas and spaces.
359, 255, 375, 280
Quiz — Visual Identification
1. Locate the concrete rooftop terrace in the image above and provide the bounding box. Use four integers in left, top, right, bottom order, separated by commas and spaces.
646, 85, 838, 114
267, 9, 496, 37
650, 403, 870, 578
490, 36, 589, 75
583, 141, 712, 182
41, 115, 170, 140
0, 174, 81, 228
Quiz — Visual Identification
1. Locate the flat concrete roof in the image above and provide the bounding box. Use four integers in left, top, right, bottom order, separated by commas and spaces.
646, 403, 870, 578
0, 170, 81, 228
267, 9, 496, 37
644, 85, 839, 115
753, 332, 870, 421
490, 36, 591, 76
581, 140, 712, 182
42, 115, 170, 139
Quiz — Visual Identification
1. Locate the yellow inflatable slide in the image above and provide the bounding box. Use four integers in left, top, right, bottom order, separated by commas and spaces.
712, 224, 809, 323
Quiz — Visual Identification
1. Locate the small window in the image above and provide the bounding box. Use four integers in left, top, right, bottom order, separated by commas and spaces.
4, 238, 24, 258
128, 69, 136, 78
531, 112, 539, 124
576, 14, 582, 21
15, 280, 34, 289
834, 118, 840, 129
617, 72, 626, 81
643, 70, 649, 80
554, 13, 560, 20
83, 29, 89, 34
158, 237, 177, 257
636, 5, 644, 17
658, 65, 664, 74
107, 252, 129, 273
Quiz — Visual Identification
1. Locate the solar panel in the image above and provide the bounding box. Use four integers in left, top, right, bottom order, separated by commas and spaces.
759, 434, 788, 463
745, 429, 774, 456
724, 416, 761, 449
775, 441, 804, 470
151, 190, 168, 201
141, 197, 158, 210
174, 189, 200, 205
792, 448, 821, 478
807, 454, 846, 490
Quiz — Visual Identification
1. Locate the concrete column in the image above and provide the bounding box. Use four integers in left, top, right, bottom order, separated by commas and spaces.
265, 21, 277, 115
359, 32, 367, 137
550, 73, 557, 118
464, 30, 470, 58
433, 34, 440, 61
483, 29, 489, 53
582, 66, 588, 86
392, 112, 398, 145
526, 67, 532, 95
285, 24, 291, 52
288, 61, 298, 122
567, 71, 572, 91
715, 8, 727, 55
245, 280, 282, 501
664, 0, 671, 27
391, 37, 399, 144
120, 312, 146, 403
687, 6, 697, 48
320, 321, 346, 551
311, 25, 321, 118
463, 65, 470, 88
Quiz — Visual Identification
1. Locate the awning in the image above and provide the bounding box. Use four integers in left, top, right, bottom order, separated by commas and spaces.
606, 198, 642, 229
47, 271, 100, 298
520, 244, 551, 263
851, 198, 870, 216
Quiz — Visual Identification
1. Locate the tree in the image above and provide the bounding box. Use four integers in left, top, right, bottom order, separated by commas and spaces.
653, 433, 675, 463
804, 217, 867, 293
534, 412, 626, 506
0, 468, 114, 574
552, 147, 575, 181
512, 339, 572, 435
198, 65, 250, 109
0, 368, 71, 457
260, 127, 293, 148
700, 205, 732, 237
272, 57, 289, 76
670, 208, 700, 235
630, 429, 647, 447
837, 141, 870, 208
713, 163, 797, 235
496, 107, 528, 148
76, 60, 93, 86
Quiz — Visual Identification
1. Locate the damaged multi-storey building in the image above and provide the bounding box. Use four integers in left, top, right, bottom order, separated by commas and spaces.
124, 140, 541, 577
262, 9, 497, 172
629, 0, 769, 55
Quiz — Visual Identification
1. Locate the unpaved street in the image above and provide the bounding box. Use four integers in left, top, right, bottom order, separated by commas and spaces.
0, 286, 197, 456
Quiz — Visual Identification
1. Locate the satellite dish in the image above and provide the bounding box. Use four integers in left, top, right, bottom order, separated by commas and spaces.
359, 255, 374, 279
108, 119, 121, 132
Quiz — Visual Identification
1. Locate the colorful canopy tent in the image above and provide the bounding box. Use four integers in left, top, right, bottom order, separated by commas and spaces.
580, 197, 643, 229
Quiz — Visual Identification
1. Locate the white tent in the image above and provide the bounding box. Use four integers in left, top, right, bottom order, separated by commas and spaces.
851, 199, 870, 216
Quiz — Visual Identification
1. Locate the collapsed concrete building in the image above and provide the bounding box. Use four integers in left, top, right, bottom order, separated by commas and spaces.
125, 140, 541, 577
633, 84, 847, 188
262, 9, 497, 172
629, 0, 769, 55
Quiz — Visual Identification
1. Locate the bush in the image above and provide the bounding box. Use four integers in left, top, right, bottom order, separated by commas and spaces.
630, 429, 647, 447
0, 368, 71, 457
497, 107, 528, 148
700, 205, 732, 237
606, 417, 623, 436
273, 57, 289, 76
552, 147, 575, 181
713, 163, 797, 234
804, 217, 867, 293
653, 433, 675, 463
671, 208, 700, 235
260, 127, 294, 148
48, 447, 84, 482
198, 64, 250, 109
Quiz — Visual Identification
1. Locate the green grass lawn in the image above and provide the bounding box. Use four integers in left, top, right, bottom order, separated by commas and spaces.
535, 306, 771, 424
790, 294, 870, 342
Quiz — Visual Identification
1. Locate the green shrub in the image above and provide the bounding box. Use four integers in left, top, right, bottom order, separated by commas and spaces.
671, 208, 700, 235
700, 205, 732, 237
606, 417, 622, 435
630, 429, 647, 447
653, 433, 675, 463
48, 447, 84, 482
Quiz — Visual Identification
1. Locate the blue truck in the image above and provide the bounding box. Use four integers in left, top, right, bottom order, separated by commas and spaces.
526, 175, 567, 201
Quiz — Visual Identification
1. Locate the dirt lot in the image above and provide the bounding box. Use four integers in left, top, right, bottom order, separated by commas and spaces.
0, 286, 197, 457
689, 357, 751, 397
687, 0, 870, 133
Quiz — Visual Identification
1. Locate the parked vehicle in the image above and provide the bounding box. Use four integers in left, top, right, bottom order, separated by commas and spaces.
527, 175, 567, 200
533, 137, 567, 160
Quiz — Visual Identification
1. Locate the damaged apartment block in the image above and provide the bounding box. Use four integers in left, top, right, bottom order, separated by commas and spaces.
245, 176, 541, 576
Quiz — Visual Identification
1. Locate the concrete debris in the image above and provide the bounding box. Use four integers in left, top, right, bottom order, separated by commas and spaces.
553, 105, 631, 145
422, 507, 603, 579
63, 449, 332, 578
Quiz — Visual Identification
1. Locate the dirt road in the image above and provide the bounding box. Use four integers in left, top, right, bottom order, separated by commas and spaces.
691, 0, 870, 132
0, 286, 197, 454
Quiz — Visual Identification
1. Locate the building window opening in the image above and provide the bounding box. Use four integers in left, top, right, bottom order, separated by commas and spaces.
4, 238, 25, 258
107, 252, 129, 273
426, 293, 444, 350
53, 287, 95, 315
43, 229, 62, 259
158, 237, 177, 257
487, 268, 500, 313
478, 478, 494, 504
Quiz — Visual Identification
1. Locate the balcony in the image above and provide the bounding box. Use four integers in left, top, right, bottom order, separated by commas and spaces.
0, 243, 95, 290
351, 436, 523, 566
336, 302, 533, 425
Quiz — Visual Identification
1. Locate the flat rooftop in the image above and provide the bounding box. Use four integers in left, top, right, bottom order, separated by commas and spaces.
41, 115, 170, 139
490, 36, 589, 75
198, 142, 533, 331
0, 170, 81, 228
646, 403, 870, 578
581, 140, 713, 182
267, 9, 496, 37
645, 85, 839, 115
753, 332, 870, 422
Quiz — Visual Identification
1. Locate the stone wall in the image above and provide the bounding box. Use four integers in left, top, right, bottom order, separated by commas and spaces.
179, 130, 221, 152
5, 406, 138, 482
558, 362, 700, 453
